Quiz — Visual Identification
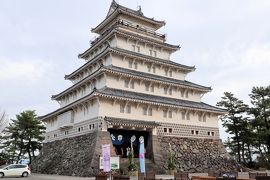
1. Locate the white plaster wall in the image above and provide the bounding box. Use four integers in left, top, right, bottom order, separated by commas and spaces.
59, 75, 107, 108
106, 74, 201, 102
111, 54, 187, 81
73, 100, 99, 124
116, 36, 171, 60
46, 118, 58, 132
98, 99, 219, 128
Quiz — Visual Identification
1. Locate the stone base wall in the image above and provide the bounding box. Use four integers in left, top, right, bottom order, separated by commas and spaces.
154, 136, 237, 173
32, 131, 115, 177
33, 132, 236, 176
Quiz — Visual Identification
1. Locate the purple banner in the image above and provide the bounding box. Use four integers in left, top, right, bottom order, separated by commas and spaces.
102, 144, 111, 172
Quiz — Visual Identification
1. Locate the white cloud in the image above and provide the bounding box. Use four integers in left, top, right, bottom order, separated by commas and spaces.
0, 58, 51, 82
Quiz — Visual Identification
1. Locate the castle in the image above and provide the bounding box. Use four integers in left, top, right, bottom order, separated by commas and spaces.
34, 1, 236, 176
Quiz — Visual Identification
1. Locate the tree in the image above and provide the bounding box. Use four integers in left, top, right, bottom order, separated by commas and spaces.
1, 110, 45, 164
217, 92, 249, 163
0, 109, 9, 135
249, 86, 270, 164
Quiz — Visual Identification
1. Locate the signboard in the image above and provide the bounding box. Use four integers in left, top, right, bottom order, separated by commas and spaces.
100, 157, 120, 170
102, 144, 111, 172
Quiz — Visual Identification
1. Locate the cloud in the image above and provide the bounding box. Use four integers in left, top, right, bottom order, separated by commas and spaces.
0, 58, 51, 82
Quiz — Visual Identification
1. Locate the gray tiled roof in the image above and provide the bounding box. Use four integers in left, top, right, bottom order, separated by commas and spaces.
104, 65, 210, 91
104, 116, 160, 127
96, 87, 226, 113
109, 1, 165, 25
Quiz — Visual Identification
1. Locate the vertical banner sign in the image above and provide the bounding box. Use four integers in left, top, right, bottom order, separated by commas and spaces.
102, 144, 111, 172
139, 136, 145, 173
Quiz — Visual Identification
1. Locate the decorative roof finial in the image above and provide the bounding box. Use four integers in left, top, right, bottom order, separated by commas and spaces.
137, 5, 143, 15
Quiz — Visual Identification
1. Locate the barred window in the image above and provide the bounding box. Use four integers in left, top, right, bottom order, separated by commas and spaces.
129, 60, 133, 68
186, 112, 190, 120
124, 79, 129, 88
152, 66, 156, 73
151, 85, 154, 92
142, 107, 147, 115
168, 110, 172, 118
134, 62, 138, 69
145, 83, 150, 91
169, 70, 172, 77
130, 81, 134, 89
148, 108, 152, 116
181, 112, 185, 120
169, 88, 172, 95
120, 104, 125, 113
126, 105, 131, 114
163, 110, 167, 118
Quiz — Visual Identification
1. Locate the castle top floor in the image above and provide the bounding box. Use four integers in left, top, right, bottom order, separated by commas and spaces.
92, 1, 165, 35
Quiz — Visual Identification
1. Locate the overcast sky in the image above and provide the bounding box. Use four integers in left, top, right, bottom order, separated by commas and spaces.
0, 0, 270, 140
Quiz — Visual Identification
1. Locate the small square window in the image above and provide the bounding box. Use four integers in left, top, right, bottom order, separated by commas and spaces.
164, 128, 167, 133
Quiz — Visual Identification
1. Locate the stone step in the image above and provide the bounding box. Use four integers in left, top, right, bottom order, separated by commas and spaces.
120, 158, 157, 173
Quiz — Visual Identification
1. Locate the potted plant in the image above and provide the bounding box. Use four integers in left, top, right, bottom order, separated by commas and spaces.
127, 147, 138, 176
167, 143, 177, 175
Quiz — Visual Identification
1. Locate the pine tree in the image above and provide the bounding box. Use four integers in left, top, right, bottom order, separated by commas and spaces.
1, 110, 45, 164
217, 92, 249, 163
249, 86, 270, 164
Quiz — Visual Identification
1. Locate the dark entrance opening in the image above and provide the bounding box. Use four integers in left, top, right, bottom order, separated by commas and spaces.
108, 129, 149, 158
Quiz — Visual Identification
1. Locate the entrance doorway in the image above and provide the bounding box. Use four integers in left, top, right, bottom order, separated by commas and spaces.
108, 129, 149, 158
